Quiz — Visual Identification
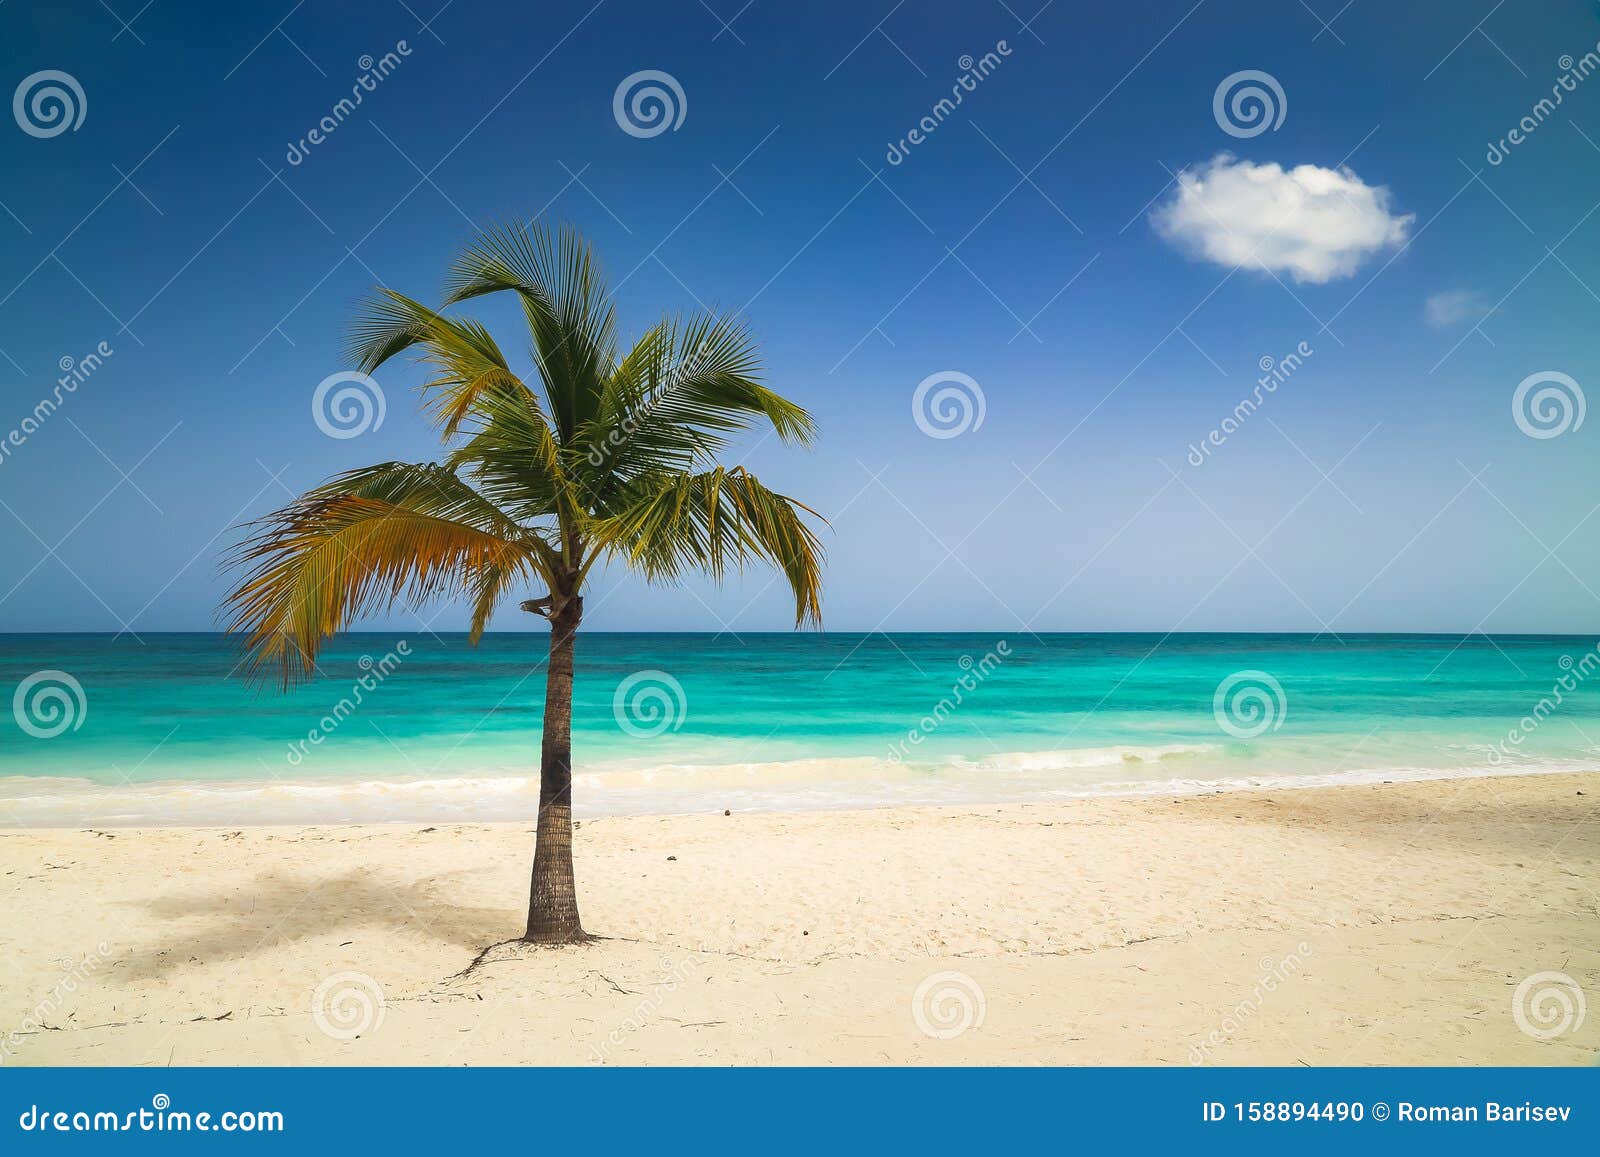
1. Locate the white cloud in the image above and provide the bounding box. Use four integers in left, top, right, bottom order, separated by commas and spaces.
1423, 289, 1487, 328
1151, 154, 1413, 284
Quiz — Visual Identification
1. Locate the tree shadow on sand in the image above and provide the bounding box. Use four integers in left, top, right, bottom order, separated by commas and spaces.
113, 867, 516, 981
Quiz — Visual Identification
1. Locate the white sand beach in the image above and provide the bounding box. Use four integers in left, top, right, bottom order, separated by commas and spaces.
2, 772, 1596, 1066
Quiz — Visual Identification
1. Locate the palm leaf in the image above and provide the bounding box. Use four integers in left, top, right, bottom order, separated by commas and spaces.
441, 221, 617, 441
223, 463, 541, 686
589, 465, 824, 626
584, 313, 815, 492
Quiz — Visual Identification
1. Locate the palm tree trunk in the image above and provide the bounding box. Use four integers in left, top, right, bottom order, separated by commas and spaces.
523, 594, 587, 943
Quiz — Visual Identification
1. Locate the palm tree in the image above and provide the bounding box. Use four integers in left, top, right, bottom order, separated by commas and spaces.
223, 221, 824, 943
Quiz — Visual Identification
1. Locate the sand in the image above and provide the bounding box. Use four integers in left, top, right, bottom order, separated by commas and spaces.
1, 772, 1596, 1066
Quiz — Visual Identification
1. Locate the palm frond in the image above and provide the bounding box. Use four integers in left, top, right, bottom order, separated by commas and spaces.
444, 382, 580, 529
441, 221, 617, 440
223, 463, 542, 686
347, 289, 547, 440
584, 312, 815, 492
589, 466, 824, 626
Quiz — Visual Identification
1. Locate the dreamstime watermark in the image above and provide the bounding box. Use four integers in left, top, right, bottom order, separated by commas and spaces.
285, 42, 413, 165
17, 1095, 284, 1134
12, 670, 86, 739
0, 942, 113, 1064
887, 641, 1011, 763
0, 341, 113, 470
586, 341, 714, 470
1486, 642, 1600, 766
613, 70, 686, 138
1512, 370, 1584, 440
912, 370, 986, 439
613, 669, 687, 738
311, 971, 386, 1040
13, 70, 85, 138
285, 643, 410, 765
1511, 971, 1587, 1041
588, 948, 710, 1062
1487, 47, 1600, 165
1212, 670, 1287, 739
312, 370, 386, 439
1188, 943, 1312, 1064
911, 971, 986, 1039
1212, 70, 1286, 138
885, 41, 1013, 165
1186, 341, 1312, 466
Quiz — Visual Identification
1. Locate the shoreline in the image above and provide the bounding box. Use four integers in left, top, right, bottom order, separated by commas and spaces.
0, 755, 1594, 828
2, 772, 1596, 1065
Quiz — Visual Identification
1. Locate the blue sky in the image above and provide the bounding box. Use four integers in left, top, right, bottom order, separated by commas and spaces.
0, 0, 1597, 635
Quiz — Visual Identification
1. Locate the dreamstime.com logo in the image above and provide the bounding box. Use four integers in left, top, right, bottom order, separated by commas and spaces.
887, 641, 1011, 764
1213, 70, 1286, 139
1511, 971, 1587, 1041
13, 70, 86, 138
912, 971, 986, 1040
286, 642, 411, 765
613, 70, 686, 138
0, 340, 113, 471
1189, 943, 1313, 1064
1, 941, 113, 1064
1186, 341, 1313, 466
1212, 670, 1287, 739
589, 948, 711, 1063
913, 371, 986, 439
16, 1094, 283, 1133
1512, 371, 1585, 440
884, 41, 1013, 165
613, 669, 687, 738
1487, 642, 1599, 766
313, 370, 386, 438
12, 670, 86, 739
311, 971, 386, 1040
1486, 46, 1600, 166
285, 42, 413, 165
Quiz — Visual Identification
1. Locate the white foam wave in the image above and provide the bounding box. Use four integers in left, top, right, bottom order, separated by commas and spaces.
0, 744, 1592, 827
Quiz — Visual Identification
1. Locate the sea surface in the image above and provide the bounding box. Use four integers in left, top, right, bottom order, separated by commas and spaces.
0, 632, 1596, 825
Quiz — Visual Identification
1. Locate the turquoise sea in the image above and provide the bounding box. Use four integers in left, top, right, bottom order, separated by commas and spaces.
0, 632, 1596, 825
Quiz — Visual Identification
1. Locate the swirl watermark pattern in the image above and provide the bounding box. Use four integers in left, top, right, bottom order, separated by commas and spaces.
312, 371, 386, 439
1212, 70, 1286, 138
613, 70, 687, 139
911, 971, 986, 1039
1512, 371, 1585, 439
13, 70, 86, 138
613, 670, 687, 738
12, 670, 87, 739
1212, 670, 1287, 739
311, 971, 386, 1040
912, 371, 986, 439
1511, 971, 1587, 1041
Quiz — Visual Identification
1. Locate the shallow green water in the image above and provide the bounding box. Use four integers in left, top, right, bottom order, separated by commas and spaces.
0, 632, 1595, 823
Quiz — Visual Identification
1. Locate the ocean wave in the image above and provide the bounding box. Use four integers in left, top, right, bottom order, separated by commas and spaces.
0, 743, 1594, 827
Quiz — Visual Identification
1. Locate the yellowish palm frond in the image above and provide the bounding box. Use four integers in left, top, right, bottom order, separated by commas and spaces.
223, 463, 543, 686
348, 289, 549, 441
